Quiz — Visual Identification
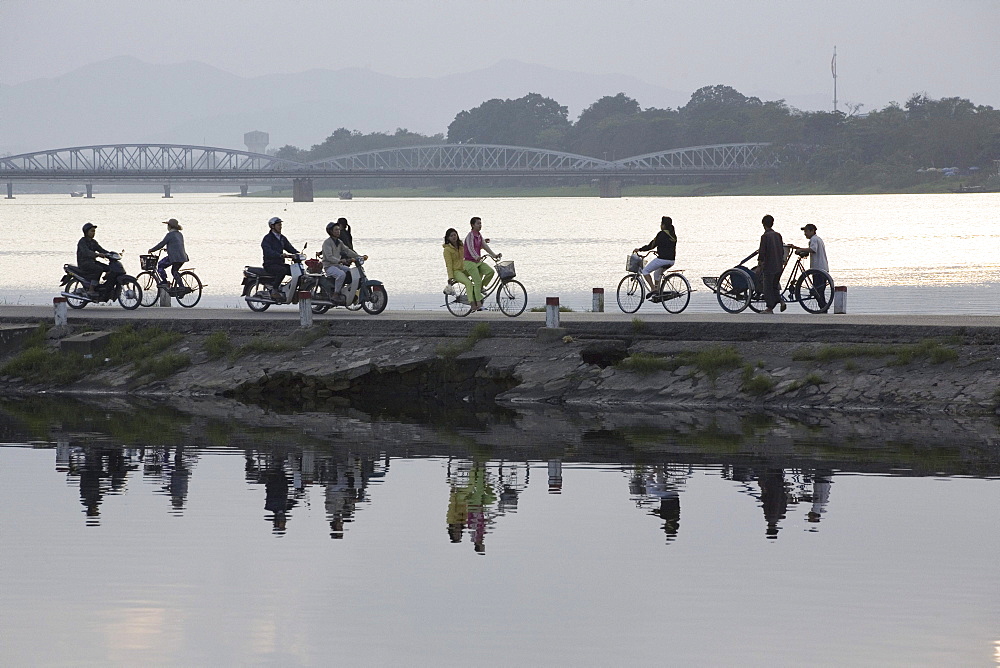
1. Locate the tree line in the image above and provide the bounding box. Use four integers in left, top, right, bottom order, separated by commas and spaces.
273, 85, 1000, 190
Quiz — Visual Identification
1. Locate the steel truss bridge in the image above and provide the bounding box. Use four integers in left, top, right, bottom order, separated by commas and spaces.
1, 142, 779, 199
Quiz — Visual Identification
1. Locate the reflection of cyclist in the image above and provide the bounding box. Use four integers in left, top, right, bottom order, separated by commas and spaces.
443, 228, 475, 305
463, 217, 499, 312
633, 216, 677, 294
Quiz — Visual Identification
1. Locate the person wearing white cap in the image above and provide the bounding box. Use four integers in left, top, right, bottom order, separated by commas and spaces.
794, 223, 830, 310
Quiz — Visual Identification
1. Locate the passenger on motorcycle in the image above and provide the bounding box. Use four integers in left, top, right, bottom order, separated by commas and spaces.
76, 222, 122, 296
261, 217, 300, 299
321, 221, 367, 304
148, 218, 189, 286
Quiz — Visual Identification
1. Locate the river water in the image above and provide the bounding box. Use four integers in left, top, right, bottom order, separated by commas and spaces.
1, 192, 998, 312
0, 398, 998, 666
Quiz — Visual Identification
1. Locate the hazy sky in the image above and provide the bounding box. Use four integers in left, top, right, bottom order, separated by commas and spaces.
2, 0, 999, 110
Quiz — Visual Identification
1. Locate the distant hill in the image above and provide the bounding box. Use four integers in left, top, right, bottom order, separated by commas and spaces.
0, 57, 826, 156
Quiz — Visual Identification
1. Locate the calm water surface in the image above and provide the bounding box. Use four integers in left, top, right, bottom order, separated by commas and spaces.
1, 398, 998, 666
1, 193, 998, 312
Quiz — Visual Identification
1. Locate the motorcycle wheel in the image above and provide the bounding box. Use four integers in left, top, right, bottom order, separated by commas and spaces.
246, 278, 271, 312
309, 283, 331, 314
361, 284, 388, 315
64, 279, 88, 309
117, 278, 142, 310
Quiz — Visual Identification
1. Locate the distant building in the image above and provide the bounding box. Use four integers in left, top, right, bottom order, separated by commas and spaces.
244, 131, 269, 155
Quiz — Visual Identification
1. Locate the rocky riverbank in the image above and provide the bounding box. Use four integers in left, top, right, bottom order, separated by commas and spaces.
1, 315, 999, 416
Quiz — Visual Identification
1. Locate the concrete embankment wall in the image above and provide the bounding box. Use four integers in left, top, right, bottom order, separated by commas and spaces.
1, 312, 999, 415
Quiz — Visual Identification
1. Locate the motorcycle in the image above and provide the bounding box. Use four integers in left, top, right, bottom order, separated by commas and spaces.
241, 244, 310, 312
59, 252, 143, 310
302, 255, 388, 316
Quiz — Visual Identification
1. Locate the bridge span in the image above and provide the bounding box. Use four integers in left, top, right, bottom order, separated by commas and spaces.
1, 142, 779, 200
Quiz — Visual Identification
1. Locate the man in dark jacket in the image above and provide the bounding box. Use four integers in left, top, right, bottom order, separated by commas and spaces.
261, 217, 300, 298
76, 222, 119, 295
758, 214, 786, 313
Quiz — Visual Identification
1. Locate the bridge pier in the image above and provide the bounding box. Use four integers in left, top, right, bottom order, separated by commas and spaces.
599, 177, 622, 198
5, 183, 12, 199
162, 184, 172, 198
85, 184, 94, 198
292, 178, 314, 202
240, 184, 248, 197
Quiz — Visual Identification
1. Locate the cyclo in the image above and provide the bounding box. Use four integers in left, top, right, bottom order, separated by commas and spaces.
443, 254, 527, 317
703, 245, 834, 314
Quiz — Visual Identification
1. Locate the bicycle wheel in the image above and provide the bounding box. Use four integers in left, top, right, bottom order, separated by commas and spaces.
795, 269, 835, 314
361, 284, 388, 315
716, 269, 750, 313
246, 278, 270, 312
175, 271, 202, 308
64, 279, 88, 309
495, 280, 526, 317
136, 271, 159, 307
445, 283, 473, 317
659, 273, 691, 314
616, 274, 645, 313
117, 278, 142, 310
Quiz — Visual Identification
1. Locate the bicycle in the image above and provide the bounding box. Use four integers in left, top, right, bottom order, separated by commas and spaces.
704, 245, 834, 314
616, 251, 692, 314
136, 251, 203, 308
444, 255, 527, 317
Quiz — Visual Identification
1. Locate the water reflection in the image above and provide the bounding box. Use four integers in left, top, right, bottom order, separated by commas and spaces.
629, 464, 690, 542
2, 396, 998, 544
3, 396, 997, 665
445, 458, 528, 553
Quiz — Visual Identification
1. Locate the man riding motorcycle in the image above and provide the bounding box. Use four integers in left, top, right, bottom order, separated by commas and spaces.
321, 221, 367, 304
76, 222, 122, 296
261, 216, 300, 299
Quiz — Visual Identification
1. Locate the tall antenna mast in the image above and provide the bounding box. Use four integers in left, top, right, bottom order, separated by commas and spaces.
832, 46, 838, 112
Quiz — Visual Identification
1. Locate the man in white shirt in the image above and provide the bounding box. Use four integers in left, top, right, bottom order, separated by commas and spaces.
797, 223, 830, 310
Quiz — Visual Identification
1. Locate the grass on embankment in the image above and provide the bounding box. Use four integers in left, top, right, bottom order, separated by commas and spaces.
1, 324, 189, 384
792, 339, 959, 366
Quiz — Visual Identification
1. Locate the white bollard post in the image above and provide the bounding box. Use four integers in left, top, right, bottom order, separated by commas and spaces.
545, 297, 560, 328
53, 297, 67, 327
298, 290, 313, 328
592, 287, 604, 313
833, 286, 848, 314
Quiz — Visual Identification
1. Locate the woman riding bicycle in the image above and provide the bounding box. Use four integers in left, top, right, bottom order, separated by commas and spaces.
148, 218, 189, 286
633, 216, 677, 294
443, 228, 476, 307
463, 216, 499, 312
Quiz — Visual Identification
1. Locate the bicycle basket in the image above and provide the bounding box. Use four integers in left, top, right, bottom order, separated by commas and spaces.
139, 254, 157, 271
305, 258, 323, 273
626, 254, 643, 273
497, 260, 516, 280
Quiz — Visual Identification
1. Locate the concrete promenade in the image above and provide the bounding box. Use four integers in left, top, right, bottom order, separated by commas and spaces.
2, 305, 999, 343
